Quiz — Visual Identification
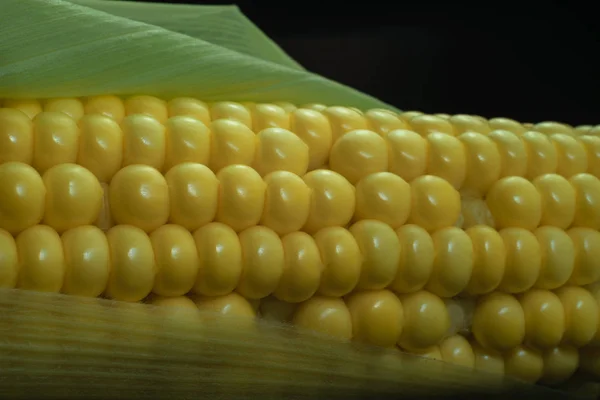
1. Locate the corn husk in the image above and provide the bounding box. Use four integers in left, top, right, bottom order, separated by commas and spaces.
0, 289, 577, 400
0, 0, 396, 110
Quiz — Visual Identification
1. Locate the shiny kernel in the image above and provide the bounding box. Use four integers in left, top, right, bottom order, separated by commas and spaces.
459, 132, 501, 195
274, 102, 297, 113
42, 163, 103, 233
290, 108, 333, 170
464, 225, 506, 295
300, 103, 327, 112
408, 175, 461, 232
556, 286, 599, 347
534, 227, 575, 290
254, 127, 309, 177
77, 115, 123, 183
150, 224, 199, 297
3, 99, 42, 119
0, 229, 18, 288
364, 109, 407, 136
33, 112, 79, 174
0, 162, 45, 235
292, 296, 353, 341
540, 346, 579, 385
579, 135, 600, 178
567, 228, 600, 286
192, 222, 242, 297
486, 177, 542, 231
167, 97, 210, 125
397, 290, 450, 351
550, 134, 588, 178
195, 292, 256, 318
323, 106, 368, 142
534, 121, 574, 137
313, 227, 361, 297
426, 132, 466, 189
121, 115, 166, 171
105, 225, 155, 302
386, 129, 428, 183
261, 171, 310, 235
439, 335, 475, 368
61, 225, 110, 297
575, 125, 593, 136
488, 118, 527, 136
84, 95, 125, 122
16, 225, 66, 292
216, 164, 265, 232
354, 172, 411, 229
44, 98, 84, 120
350, 220, 401, 290
471, 340, 504, 374
472, 292, 525, 351
124, 95, 168, 124
237, 226, 285, 299
0, 108, 33, 164
409, 115, 454, 136
398, 111, 423, 123
109, 165, 170, 233
209, 119, 256, 172
252, 104, 290, 131
329, 129, 388, 184
390, 225, 434, 294
589, 125, 600, 137
450, 114, 490, 135
504, 346, 543, 383
273, 232, 322, 303
426, 227, 473, 298
520, 289, 565, 349
346, 289, 404, 347
499, 228, 541, 293
165, 163, 218, 231
487, 130, 528, 178
302, 169, 355, 234
150, 295, 197, 309
210, 101, 253, 128
532, 174, 576, 229
164, 116, 211, 171
570, 173, 600, 229
522, 131, 558, 179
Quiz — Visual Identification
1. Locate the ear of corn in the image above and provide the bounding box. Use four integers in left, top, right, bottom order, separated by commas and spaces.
1, 96, 600, 391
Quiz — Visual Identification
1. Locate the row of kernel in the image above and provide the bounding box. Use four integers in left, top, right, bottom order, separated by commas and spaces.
401, 111, 600, 139
113, 164, 463, 234
465, 173, 600, 232
404, 334, 581, 385
0, 110, 306, 181
0, 220, 426, 303
5, 103, 599, 190
470, 289, 600, 352
0, 97, 404, 171
331, 128, 600, 199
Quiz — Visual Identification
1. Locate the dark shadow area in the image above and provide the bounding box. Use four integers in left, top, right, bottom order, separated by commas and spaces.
144, 0, 600, 125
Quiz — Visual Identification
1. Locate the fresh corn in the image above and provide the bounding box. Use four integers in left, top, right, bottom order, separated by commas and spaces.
1, 95, 600, 387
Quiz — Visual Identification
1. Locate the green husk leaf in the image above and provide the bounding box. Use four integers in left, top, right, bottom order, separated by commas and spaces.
68, 0, 304, 70
0, 0, 398, 111
0, 289, 563, 400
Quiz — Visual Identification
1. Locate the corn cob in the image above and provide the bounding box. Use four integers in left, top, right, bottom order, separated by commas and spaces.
1, 95, 600, 388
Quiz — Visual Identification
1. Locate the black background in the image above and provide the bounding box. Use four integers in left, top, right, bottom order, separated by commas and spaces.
143, 1, 597, 125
